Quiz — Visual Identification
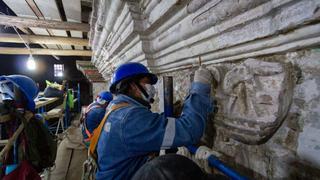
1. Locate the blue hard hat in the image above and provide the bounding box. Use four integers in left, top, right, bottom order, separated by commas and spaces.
109, 62, 158, 93
97, 91, 113, 102
0, 75, 39, 111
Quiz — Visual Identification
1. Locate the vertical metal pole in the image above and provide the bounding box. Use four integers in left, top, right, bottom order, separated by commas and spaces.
163, 76, 173, 117
65, 84, 69, 129
77, 83, 81, 113
163, 76, 177, 154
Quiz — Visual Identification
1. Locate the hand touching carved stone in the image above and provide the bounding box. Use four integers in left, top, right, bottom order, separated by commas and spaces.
194, 65, 221, 86
194, 66, 213, 85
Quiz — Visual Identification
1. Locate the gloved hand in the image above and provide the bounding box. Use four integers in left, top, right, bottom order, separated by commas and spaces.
194, 66, 213, 85
194, 146, 221, 173
176, 146, 192, 159
194, 65, 221, 85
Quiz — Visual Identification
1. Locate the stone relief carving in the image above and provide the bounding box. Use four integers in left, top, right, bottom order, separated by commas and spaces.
213, 58, 294, 144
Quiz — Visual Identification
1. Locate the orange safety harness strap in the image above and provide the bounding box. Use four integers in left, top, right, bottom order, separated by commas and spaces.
82, 104, 104, 141
88, 103, 129, 159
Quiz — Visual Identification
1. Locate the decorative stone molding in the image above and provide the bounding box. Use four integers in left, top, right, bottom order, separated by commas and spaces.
90, 0, 320, 77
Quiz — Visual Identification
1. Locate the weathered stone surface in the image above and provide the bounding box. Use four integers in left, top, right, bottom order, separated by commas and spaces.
214, 58, 294, 144
92, 82, 108, 101
90, 0, 320, 178
156, 51, 320, 179
91, 0, 320, 76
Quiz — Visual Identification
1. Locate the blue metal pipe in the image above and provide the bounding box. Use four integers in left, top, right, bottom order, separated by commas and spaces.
186, 145, 248, 180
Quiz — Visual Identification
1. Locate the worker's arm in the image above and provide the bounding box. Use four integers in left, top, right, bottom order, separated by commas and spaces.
122, 81, 213, 154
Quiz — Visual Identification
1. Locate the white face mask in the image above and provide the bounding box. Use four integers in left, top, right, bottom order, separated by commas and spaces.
96, 97, 107, 105
140, 84, 156, 103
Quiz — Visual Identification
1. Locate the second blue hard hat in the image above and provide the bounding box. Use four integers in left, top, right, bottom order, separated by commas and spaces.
97, 91, 113, 102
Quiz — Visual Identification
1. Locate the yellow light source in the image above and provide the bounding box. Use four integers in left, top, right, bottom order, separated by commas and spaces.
27, 55, 36, 70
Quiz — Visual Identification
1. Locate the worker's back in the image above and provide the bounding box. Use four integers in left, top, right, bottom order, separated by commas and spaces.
96, 96, 149, 179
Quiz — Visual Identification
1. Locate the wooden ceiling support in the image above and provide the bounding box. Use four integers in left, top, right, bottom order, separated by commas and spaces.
0, 14, 90, 32
0, 33, 89, 46
0, 47, 92, 56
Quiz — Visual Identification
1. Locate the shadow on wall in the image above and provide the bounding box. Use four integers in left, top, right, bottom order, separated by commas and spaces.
290, 161, 320, 180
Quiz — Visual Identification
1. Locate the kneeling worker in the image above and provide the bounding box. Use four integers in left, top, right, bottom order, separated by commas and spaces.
81, 91, 113, 146
92, 62, 217, 180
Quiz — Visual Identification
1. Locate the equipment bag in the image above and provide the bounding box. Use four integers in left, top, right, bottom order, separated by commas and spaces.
43, 87, 64, 98
82, 103, 129, 180
23, 115, 57, 172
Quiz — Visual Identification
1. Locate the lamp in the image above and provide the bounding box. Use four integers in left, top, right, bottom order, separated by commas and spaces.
26, 55, 36, 70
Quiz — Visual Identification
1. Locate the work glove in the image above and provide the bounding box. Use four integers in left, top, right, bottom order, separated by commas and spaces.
194, 66, 213, 85
195, 146, 221, 173
194, 66, 220, 85
176, 146, 192, 159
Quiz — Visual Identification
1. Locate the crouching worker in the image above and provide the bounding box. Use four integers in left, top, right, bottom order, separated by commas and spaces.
0, 75, 56, 179
88, 62, 216, 180
81, 91, 113, 147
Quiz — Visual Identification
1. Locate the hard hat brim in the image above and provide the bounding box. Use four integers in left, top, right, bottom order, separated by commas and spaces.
0, 76, 37, 111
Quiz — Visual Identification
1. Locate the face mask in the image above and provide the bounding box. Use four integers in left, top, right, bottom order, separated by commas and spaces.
140, 84, 156, 103
96, 97, 107, 105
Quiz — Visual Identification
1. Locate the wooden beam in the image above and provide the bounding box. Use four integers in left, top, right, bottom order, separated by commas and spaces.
0, 47, 92, 56
0, 14, 90, 32
0, 33, 89, 46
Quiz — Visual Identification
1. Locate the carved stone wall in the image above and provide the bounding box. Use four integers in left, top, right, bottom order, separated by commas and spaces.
90, 0, 320, 178
215, 58, 294, 145
92, 82, 108, 101
158, 51, 320, 179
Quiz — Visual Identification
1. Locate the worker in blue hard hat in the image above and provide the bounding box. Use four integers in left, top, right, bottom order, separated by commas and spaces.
0, 75, 39, 112
0, 75, 56, 179
93, 62, 216, 180
81, 91, 113, 147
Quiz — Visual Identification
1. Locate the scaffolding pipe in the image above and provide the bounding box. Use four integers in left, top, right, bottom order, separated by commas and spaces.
186, 145, 248, 180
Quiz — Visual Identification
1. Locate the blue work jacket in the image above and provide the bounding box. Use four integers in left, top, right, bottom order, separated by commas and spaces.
96, 82, 214, 180
82, 102, 106, 140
